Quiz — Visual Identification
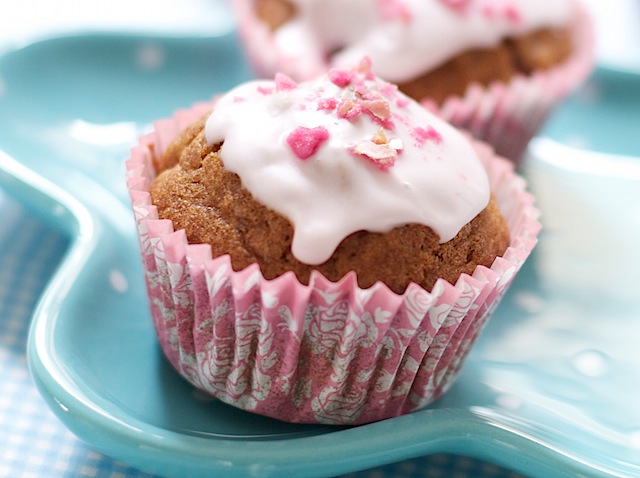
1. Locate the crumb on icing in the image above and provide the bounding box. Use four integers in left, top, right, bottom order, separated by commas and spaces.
378, 0, 413, 22
287, 126, 330, 160
275, 72, 298, 91
304, 62, 401, 169
352, 139, 402, 171
332, 59, 396, 128
372, 127, 388, 145
380, 83, 399, 97
257, 85, 275, 95
328, 68, 354, 87
351, 126, 404, 171
337, 99, 363, 120
481, 4, 497, 18
504, 5, 522, 25
362, 98, 392, 121
435, 0, 521, 23
438, 0, 471, 14
413, 126, 443, 146
317, 97, 338, 110
355, 56, 375, 79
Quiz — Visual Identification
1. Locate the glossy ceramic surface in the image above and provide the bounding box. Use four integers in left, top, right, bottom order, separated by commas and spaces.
0, 24, 639, 478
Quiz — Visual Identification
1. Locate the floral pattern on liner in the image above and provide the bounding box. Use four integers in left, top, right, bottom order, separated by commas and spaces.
126, 104, 540, 425
231, 0, 594, 162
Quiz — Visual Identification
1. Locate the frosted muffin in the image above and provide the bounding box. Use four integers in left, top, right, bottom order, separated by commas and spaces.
126, 61, 541, 425
232, 0, 594, 161
150, 66, 510, 295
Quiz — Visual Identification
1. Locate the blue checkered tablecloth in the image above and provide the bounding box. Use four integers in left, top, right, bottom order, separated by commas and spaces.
0, 191, 155, 478
0, 187, 528, 478
1, 0, 637, 476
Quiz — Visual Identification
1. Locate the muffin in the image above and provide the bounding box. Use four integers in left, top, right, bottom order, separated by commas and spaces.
126, 61, 541, 425
231, 0, 594, 161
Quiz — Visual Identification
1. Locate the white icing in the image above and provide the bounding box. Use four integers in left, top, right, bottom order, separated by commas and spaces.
205, 65, 490, 265
270, 0, 575, 82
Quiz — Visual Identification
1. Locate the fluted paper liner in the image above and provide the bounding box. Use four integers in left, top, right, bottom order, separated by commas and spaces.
126, 104, 540, 425
230, 0, 594, 162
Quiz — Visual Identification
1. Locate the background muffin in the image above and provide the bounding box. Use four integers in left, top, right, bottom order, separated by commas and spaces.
231, 0, 594, 161
254, 0, 573, 104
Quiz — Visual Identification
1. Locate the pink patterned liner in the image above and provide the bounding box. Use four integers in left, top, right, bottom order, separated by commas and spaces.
126, 105, 541, 425
230, 0, 595, 162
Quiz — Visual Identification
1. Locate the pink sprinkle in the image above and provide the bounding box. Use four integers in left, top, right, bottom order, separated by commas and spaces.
257, 85, 274, 95
317, 97, 338, 111
361, 101, 396, 128
355, 83, 368, 97
481, 4, 497, 19
352, 141, 398, 171
413, 126, 443, 146
356, 56, 374, 79
380, 82, 399, 97
364, 113, 395, 131
361, 99, 391, 120
361, 90, 378, 101
275, 72, 298, 91
438, 0, 471, 13
420, 101, 439, 114
393, 112, 410, 127
396, 97, 410, 108
504, 5, 522, 24
286, 126, 330, 160
378, 0, 412, 22
232, 96, 246, 103
337, 99, 363, 120
328, 68, 353, 87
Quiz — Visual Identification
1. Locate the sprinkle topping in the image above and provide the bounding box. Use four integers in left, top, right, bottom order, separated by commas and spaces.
438, 0, 472, 13
205, 62, 490, 265
378, 0, 412, 22
503, 5, 522, 24
413, 126, 443, 146
275, 72, 298, 91
328, 68, 354, 87
287, 126, 330, 160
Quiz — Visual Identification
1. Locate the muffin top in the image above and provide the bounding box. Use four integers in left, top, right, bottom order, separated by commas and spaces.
150, 60, 509, 293
206, 59, 490, 264
258, 0, 575, 83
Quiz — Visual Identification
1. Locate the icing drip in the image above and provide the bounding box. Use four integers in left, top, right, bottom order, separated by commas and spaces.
205, 61, 490, 265
271, 0, 574, 82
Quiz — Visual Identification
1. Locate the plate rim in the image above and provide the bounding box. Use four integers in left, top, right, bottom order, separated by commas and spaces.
0, 32, 636, 478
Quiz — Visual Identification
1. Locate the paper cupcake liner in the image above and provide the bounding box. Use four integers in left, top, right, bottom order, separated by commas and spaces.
230, 0, 594, 163
126, 105, 541, 425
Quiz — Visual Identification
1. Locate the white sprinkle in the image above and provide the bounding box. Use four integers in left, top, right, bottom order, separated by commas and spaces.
109, 270, 128, 293
496, 394, 522, 411
572, 350, 608, 377
135, 43, 165, 71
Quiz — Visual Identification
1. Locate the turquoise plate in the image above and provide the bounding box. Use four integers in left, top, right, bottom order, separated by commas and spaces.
1, 24, 639, 478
